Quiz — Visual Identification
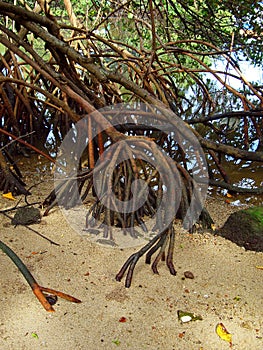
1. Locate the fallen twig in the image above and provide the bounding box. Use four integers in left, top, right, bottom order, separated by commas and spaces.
0, 211, 60, 246
0, 239, 81, 312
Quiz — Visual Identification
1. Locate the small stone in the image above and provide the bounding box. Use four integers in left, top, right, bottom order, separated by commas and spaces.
184, 271, 194, 279
180, 315, 192, 323
45, 295, 58, 305
40, 220, 47, 225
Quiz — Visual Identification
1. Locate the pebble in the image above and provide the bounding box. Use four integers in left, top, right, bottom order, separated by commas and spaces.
184, 271, 194, 279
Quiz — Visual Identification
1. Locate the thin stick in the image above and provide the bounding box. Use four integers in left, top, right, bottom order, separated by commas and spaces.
1, 212, 60, 246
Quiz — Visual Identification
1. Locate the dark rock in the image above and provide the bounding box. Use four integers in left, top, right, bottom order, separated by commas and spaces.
12, 207, 41, 226
216, 206, 263, 252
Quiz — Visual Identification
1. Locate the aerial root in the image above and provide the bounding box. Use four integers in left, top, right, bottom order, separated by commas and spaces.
116, 225, 176, 287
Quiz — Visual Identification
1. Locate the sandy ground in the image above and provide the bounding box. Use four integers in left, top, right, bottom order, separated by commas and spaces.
0, 163, 262, 350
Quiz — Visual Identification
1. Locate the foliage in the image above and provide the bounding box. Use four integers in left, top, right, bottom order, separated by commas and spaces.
0, 0, 262, 149
0, 1, 261, 155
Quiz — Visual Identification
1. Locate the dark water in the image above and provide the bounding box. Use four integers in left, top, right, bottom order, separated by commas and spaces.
208, 159, 263, 206
16, 152, 262, 207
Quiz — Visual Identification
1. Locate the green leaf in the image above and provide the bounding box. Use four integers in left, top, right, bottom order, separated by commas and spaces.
112, 338, 121, 346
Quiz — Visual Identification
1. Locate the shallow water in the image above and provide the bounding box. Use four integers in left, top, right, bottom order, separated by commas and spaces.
14, 152, 263, 207
209, 159, 263, 206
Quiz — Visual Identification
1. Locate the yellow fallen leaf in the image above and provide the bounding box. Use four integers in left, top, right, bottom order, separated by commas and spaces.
226, 193, 233, 198
216, 323, 232, 347
2, 192, 16, 200
211, 223, 216, 231
256, 266, 263, 270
